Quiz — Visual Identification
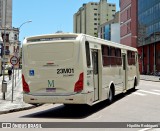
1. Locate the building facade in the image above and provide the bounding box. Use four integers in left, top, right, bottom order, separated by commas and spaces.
74, 0, 116, 37
98, 11, 120, 43
138, 0, 160, 74
0, 0, 19, 65
120, 0, 160, 74
0, 0, 12, 28
120, 0, 137, 48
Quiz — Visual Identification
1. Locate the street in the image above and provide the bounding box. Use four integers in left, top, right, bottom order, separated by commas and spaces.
0, 80, 160, 130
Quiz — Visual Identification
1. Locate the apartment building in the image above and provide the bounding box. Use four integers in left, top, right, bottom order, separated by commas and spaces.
98, 11, 120, 43
74, 0, 116, 37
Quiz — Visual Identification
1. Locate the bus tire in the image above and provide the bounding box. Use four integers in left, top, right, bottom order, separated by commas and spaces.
132, 78, 137, 91
31, 103, 43, 107
108, 86, 114, 104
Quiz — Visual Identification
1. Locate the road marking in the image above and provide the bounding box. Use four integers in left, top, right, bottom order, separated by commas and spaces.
138, 90, 160, 95
133, 92, 147, 96
139, 128, 151, 131
153, 89, 160, 93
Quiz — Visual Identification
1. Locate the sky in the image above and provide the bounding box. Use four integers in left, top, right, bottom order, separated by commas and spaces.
12, 0, 119, 42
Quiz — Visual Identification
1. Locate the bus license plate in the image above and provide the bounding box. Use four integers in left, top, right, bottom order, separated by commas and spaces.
46, 88, 56, 92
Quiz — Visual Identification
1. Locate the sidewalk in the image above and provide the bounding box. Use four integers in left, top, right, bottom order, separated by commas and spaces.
140, 75, 160, 82
0, 70, 35, 115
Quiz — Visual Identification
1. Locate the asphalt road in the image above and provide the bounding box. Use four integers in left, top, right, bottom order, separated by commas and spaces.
0, 80, 160, 131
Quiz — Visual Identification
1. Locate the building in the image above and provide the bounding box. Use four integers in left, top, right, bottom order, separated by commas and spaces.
120, 0, 160, 74
120, 0, 137, 48
0, 0, 12, 28
0, 0, 19, 65
74, 0, 116, 37
138, 0, 160, 74
98, 11, 120, 43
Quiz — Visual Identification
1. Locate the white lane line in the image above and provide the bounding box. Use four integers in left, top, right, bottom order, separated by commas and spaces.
153, 89, 160, 93
138, 90, 160, 95
138, 128, 151, 131
133, 92, 147, 96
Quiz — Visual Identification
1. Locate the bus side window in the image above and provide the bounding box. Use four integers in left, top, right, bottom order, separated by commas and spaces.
102, 45, 110, 66
116, 48, 122, 66
110, 47, 116, 66
127, 51, 136, 65
85, 41, 91, 67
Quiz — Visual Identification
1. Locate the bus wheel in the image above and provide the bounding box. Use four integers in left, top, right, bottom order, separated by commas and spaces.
132, 78, 137, 91
108, 88, 114, 104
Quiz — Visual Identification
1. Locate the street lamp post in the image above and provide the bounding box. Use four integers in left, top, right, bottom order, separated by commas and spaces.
17, 20, 32, 79
2, 0, 8, 100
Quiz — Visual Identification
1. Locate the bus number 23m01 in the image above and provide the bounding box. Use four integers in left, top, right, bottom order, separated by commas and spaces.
57, 68, 74, 74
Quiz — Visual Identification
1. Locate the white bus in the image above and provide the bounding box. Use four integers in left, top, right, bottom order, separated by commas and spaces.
22, 33, 140, 106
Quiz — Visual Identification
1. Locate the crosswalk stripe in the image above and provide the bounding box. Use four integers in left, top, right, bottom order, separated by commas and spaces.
133, 92, 146, 96
138, 90, 160, 95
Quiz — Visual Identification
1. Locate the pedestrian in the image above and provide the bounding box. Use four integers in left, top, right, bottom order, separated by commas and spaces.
8, 67, 12, 80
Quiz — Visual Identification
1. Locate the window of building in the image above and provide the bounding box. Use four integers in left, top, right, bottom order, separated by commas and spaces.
94, 33, 97, 36
6, 46, 9, 50
127, 7, 131, 19
14, 34, 18, 40
127, 22, 131, 33
2, 33, 9, 42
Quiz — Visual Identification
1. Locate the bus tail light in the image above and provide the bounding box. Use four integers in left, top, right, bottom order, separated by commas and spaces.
74, 72, 84, 92
22, 74, 30, 93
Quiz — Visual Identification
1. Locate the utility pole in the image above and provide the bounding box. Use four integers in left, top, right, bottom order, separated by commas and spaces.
2, 0, 7, 100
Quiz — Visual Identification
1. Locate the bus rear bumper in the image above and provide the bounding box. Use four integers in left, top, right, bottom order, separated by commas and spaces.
23, 92, 93, 105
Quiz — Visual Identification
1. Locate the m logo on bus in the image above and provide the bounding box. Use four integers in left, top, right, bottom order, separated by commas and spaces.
48, 80, 54, 88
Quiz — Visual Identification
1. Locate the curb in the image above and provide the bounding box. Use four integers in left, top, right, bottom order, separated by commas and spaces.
140, 79, 160, 82
0, 105, 36, 115
140, 75, 160, 82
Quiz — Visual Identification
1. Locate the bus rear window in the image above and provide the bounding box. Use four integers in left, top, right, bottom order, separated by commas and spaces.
27, 43, 74, 62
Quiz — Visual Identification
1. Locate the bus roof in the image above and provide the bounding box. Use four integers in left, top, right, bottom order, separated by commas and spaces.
24, 33, 137, 52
